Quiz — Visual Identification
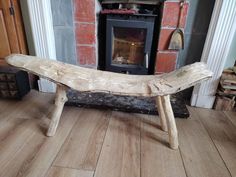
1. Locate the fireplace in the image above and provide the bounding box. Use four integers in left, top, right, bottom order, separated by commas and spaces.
63, 0, 190, 117
105, 14, 157, 74
98, 2, 161, 74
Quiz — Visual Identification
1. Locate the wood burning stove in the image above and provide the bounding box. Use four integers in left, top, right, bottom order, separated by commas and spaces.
105, 14, 156, 74
98, 1, 161, 75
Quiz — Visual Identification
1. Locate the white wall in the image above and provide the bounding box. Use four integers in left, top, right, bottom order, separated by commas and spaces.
224, 31, 236, 68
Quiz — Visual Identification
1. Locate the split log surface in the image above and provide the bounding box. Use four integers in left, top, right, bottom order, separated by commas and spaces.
6, 54, 213, 97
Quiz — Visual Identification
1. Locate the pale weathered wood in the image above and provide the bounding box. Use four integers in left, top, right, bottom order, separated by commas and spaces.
161, 95, 178, 149
177, 107, 231, 177
156, 96, 168, 132
47, 85, 68, 137
6, 54, 213, 97
94, 111, 140, 177
192, 107, 236, 177
54, 109, 111, 170
141, 114, 186, 177
5, 54, 213, 150
46, 167, 94, 177
20, 107, 82, 177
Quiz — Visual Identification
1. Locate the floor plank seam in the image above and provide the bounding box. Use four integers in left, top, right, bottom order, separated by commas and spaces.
222, 112, 236, 129
92, 111, 112, 177
44, 108, 85, 176
178, 147, 189, 177
52, 165, 95, 172
192, 109, 233, 177
0, 130, 36, 173
140, 116, 144, 177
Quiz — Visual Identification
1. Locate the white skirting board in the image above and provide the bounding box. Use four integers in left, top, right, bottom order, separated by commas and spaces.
191, 0, 236, 108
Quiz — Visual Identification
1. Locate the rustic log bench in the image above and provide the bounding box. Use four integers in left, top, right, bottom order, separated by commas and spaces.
6, 54, 213, 149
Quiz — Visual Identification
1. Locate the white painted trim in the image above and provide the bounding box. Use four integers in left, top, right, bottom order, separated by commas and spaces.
26, 0, 56, 92
191, 0, 236, 108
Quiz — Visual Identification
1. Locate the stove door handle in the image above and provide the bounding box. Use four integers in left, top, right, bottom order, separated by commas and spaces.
145, 53, 149, 69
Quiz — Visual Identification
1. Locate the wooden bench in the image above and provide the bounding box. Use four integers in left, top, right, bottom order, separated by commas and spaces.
6, 54, 213, 149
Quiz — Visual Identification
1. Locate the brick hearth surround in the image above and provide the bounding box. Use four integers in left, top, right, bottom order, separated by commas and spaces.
74, 0, 189, 73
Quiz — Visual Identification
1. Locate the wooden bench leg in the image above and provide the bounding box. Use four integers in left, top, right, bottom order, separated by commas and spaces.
156, 96, 168, 132
161, 95, 178, 149
47, 84, 68, 137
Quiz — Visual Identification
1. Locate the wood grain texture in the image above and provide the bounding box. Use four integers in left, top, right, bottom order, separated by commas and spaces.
47, 85, 68, 136
94, 111, 140, 177
177, 107, 231, 177
0, 0, 20, 54
0, 120, 46, 177
6, 54, 213, 97
12, 0, 28, 54
161, 95, 178, 149
17, 107, 82, 177
0, 91, 81, 177
0, 10, 11, 57
0, 91, 53, 142
141, 114, 186, 177
156, 96, 168, 131
54, 109, 111, 170
224, 111, 236, 127
192, 107, 236, 177
0, 91, 235, 177
0, 0, 27, 65
46, 167, 93, 177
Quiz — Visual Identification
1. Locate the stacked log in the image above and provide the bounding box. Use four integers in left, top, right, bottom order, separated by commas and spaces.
214, 67, 236, 111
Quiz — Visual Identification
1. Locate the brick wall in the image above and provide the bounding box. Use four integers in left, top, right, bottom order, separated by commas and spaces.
155, 1, 189, 74
73, 0, 189, 73
74, 0, 97, 67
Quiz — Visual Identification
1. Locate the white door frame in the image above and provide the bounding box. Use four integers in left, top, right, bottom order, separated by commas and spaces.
191, 0, 236, 108
20, 0, 56, 93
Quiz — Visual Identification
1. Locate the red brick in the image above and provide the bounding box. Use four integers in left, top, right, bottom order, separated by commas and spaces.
155, 51, 177, 73
76, 23, 95, 45
161, 1, 180, 28
77, 46, 96, 65
158, 28, 175, 50
179, 2, 189, 28
74, 0, 95, 22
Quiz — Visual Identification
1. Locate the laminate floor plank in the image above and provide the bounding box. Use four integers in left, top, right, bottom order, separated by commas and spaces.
0, 91, 235, 177
46, 167, 94, 177
94, 111, 140, 177
16, 107, 82, 177
0, 91, 53, 142
192, 107, 236, 177
0, 119, 37, 173
54, 109, 111, 170
141, 114, 186, 177
176, 107, 231, 177
224, 111, 236, 128
0, 91, 53, 131
0, 120, 46, 177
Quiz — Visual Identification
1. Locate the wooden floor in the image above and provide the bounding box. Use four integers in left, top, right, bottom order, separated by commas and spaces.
0, 91, 236, 177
